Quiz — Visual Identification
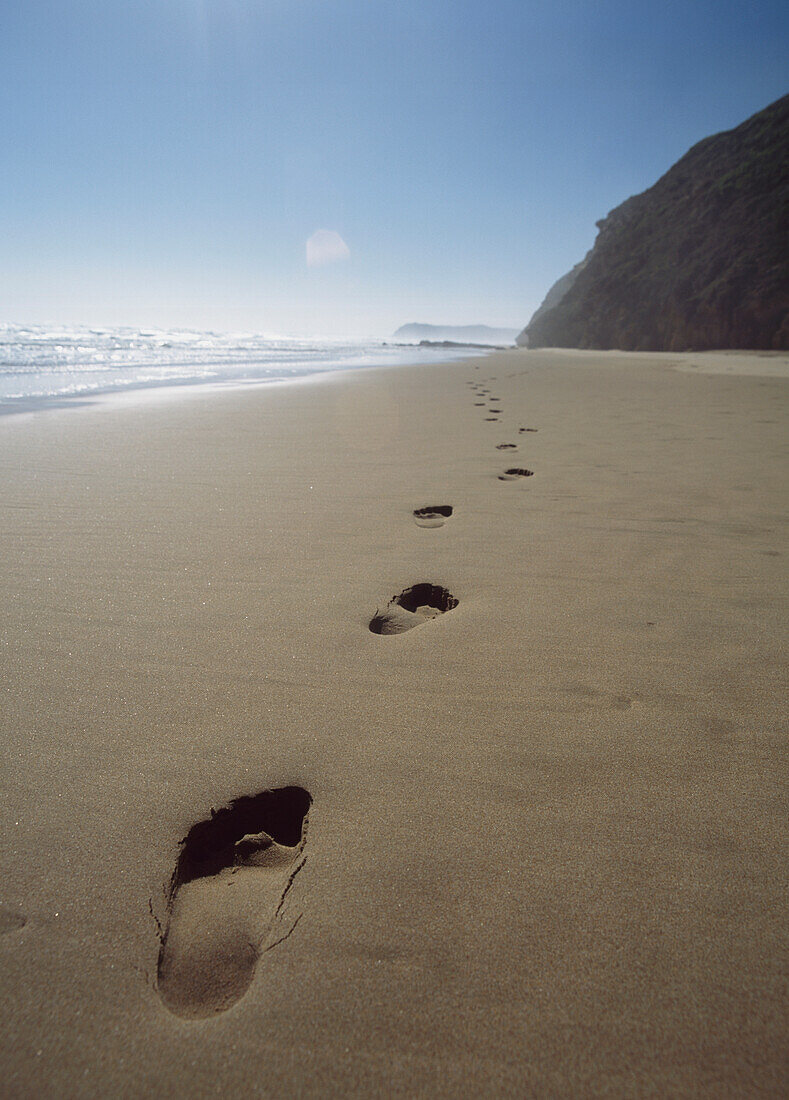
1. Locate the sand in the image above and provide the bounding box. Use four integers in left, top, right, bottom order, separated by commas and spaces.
1, 348, 787, 1097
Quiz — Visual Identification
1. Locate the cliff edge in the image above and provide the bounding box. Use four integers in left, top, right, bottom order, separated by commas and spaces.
520, 94, 789, 351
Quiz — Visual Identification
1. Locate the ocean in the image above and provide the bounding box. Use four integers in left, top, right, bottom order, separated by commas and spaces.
0, 323, 481, 409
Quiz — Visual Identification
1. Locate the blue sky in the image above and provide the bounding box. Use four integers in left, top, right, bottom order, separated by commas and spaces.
1, 0, 786, 336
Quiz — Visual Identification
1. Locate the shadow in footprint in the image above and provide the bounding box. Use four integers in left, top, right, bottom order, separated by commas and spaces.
413, 505, 453, 528
519, 427, 538, 433
498, 468, 534, 481
0, 907, 26, 934
370, 583, 458, 635
496, 443, 518, 450
157, 786, 312, 1020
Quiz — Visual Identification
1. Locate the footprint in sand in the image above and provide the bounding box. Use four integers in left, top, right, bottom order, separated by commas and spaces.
496, 443, 518, 451
518, 427, 538, 433
157, 786, 312, 1020
498, 467, 534, 481
413, 505, 453, 528
474, 402, 485, 407
0, 906, 26, 934
369, 583, 458, 635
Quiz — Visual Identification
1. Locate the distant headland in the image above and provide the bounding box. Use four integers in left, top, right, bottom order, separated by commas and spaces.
393, 323, 518, 347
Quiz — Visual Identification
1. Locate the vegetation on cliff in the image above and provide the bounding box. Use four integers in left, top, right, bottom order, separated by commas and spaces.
521, 94, 789, 351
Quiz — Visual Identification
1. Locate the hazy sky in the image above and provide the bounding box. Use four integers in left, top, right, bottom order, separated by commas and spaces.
2, 0, 787, 337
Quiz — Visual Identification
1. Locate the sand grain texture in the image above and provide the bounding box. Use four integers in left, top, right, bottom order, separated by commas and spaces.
1, 349, 787, 1097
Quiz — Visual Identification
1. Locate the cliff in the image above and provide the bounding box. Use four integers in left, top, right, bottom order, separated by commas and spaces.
515, 253, 589, 346
520, 94, 789, 351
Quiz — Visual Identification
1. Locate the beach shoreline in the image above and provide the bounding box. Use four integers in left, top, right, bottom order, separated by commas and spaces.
1, 348, 787, 1097
0, 322, 490, 415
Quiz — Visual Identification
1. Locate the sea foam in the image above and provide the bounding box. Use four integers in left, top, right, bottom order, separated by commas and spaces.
0, 323, 479, 407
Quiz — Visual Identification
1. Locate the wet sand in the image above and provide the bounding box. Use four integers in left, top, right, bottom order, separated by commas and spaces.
1, 348, 787, 1097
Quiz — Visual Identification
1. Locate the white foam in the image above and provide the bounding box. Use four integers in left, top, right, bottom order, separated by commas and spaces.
0, 323, 485, 407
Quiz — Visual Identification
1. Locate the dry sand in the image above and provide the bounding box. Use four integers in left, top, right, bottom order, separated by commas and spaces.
1, 348, 787, 1097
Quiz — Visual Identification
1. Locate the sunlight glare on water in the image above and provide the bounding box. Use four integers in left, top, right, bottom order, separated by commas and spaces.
0, 323, 481, 407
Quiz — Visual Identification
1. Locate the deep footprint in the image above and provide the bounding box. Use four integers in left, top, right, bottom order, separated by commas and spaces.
413, 505, 453, 528
519, 427, 538, 433
498, 467, 534, 480
369, 583, 458, 635
0, 907, 26, 934
157, 786, 312, 1020
496, 443, 518, 450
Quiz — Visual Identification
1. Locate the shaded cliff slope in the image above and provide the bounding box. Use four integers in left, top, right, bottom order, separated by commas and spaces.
517, 253, 590, 342
521, 95, 789, 351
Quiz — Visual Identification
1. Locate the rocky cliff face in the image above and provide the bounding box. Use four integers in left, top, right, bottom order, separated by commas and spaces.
520, 94, 789, 351
515, 253, 589, 346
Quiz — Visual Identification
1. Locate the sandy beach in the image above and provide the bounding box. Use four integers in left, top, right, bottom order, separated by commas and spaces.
1, 348, 787, 1097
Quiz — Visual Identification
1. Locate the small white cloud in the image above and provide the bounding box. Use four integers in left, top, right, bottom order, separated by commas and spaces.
306, 229, 350, 268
